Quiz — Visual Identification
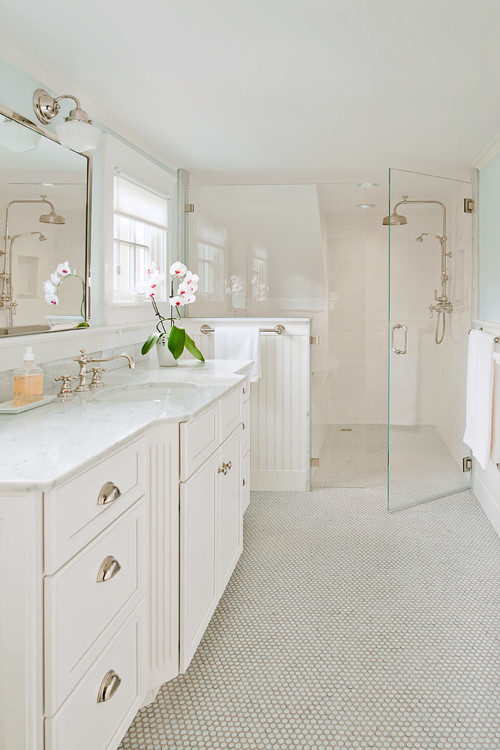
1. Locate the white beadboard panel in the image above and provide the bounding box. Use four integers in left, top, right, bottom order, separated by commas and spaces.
182, 318, 311, 492
251, 470, 309, 491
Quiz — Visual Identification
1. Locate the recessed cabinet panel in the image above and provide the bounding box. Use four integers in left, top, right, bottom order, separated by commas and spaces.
45, 603, 145, 750
242, 451, 250, 513
241, 401, 250, 454
44, 437, 147, 574
220, 386, 244, 442
44, 500, 146, 714
180, 403, 220, 480
179, 452, 219, 672
219, 428, 243, 591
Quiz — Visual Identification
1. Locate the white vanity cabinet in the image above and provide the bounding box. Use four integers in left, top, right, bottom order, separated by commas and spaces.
0, 368, 251, 750
179, 381, 247, 672
44, 437, 150, 750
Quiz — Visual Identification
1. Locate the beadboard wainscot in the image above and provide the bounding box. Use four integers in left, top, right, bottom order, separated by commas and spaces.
180, 318, 311, 491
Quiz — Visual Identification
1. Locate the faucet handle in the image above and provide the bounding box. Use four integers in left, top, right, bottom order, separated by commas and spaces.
89, 367, 106, 389
55, 374, 77, 398
74, 348, 91, 364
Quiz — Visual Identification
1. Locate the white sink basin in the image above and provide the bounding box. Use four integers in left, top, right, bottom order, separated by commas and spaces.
95, 381, 200, 403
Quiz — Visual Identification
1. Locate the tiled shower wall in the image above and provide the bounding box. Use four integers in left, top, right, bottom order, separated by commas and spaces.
326, 212, 388, 425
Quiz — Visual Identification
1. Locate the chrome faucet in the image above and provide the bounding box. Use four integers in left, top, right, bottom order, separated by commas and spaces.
73, 349, 135, 392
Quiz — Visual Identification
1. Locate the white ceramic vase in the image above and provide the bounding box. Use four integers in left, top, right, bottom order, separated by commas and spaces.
156, 335, 178, 367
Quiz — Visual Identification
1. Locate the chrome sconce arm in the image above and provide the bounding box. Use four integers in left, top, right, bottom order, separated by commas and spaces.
32, 89, 101, 152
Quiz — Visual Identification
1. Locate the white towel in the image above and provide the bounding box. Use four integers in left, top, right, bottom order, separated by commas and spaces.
491, 354, 500, 464
214, 326, 261, 382
463, 330, 495, 470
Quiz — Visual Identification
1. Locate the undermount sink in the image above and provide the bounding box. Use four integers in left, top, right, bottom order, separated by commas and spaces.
94, 381, 200, 403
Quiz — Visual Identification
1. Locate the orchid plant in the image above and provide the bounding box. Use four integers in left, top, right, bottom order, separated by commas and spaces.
43, 261, 88, 327
137, 261, 204, 361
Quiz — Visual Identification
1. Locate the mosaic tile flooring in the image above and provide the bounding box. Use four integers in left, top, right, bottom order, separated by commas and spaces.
311, 425, 469, 510
120, 487, 500, 749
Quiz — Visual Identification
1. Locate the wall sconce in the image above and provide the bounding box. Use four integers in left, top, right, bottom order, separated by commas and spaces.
0, 117, 41, 152
32, 88, 101, 152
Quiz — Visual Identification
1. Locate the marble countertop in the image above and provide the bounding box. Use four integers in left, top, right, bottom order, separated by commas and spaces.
0, 359, 252, 492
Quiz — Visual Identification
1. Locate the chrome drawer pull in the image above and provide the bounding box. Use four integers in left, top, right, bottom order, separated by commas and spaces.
96, 555, 121, 583
97, 481, 121, 506
242, 422, 246, 430
97, 669, 122, 703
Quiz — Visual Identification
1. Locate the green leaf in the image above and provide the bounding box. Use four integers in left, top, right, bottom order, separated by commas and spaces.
141, 334, 160, 355
184, 331, 205, 362
74, 321, 89, 328
168, 325, 186, 359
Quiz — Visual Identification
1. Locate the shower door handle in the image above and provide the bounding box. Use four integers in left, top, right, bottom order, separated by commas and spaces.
391, 324, 408, 355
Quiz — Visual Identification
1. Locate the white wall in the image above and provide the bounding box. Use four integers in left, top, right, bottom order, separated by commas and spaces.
325, 211, 388, 425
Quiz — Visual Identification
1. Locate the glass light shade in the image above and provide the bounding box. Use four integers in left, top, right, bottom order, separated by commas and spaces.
55, 119, 101, 152
0, 119, 41, 152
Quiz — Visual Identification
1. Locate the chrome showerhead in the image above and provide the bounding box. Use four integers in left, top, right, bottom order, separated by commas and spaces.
382, 210, 407, 226
39, 208, 65, 224
38, 194, 66, 225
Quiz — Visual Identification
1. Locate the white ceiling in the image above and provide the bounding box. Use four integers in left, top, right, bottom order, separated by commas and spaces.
1, 0, 500, 180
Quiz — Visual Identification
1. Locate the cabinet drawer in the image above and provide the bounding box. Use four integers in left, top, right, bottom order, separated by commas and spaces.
45, 603, 145, 750
45, 500, 147, 714
180, 403, 220, 480
242, 376, 250, 403
220, 384, 245, 442
44, 437, 147, 574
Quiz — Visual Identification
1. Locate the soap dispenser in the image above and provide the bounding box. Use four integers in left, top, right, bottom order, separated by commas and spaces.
13, 347, 44, 406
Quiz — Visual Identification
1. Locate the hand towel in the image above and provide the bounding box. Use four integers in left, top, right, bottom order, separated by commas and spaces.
214, 326, 261, 382
463, 329, 495, 470
491, 354, 500, 464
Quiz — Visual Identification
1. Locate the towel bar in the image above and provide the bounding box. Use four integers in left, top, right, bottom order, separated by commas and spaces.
200, 324, 285, 335
468, 327, 500, 344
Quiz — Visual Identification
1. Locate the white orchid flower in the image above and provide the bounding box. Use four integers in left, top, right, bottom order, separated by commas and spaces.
44, 292, 59, 305
56, 261, 71, 277
183, 293, 196, 305
50, 272, 60, 286
169, 295, 185, 307
184, 271, 199, 285
170, 261, 187, 278
43, 279, 57, 294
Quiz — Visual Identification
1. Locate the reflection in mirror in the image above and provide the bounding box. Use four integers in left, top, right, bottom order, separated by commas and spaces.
0, 108, 90, 337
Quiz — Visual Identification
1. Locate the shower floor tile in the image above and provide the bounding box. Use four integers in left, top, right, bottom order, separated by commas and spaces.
120, 487, 500, 750
311, 424, 469, 508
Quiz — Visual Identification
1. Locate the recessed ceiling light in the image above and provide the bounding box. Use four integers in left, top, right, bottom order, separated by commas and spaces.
357, 182, 380, 188
355, 203, 376, 209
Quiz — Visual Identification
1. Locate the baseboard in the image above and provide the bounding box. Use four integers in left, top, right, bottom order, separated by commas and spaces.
473, 471, 500, 539
250, 470, 309, 492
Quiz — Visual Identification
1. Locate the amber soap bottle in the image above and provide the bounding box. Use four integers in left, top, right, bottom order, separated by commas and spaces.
13, 347, 43, 406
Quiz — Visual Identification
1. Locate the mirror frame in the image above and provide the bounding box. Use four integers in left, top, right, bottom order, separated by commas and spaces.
0, 102, 92, 335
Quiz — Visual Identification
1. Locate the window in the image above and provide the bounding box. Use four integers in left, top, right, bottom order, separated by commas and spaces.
251, 244, 268, 302
113, 174, 169, 300
196, 221, 225, 301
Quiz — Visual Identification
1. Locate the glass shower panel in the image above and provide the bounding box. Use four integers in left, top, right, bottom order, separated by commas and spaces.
186, 182, 389, 489
388, 168, 472, 510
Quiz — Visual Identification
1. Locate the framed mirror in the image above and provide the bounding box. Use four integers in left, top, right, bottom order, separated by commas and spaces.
0, 103, 91, 337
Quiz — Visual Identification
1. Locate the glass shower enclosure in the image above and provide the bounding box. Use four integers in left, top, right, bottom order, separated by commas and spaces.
387, 168, 473, 510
